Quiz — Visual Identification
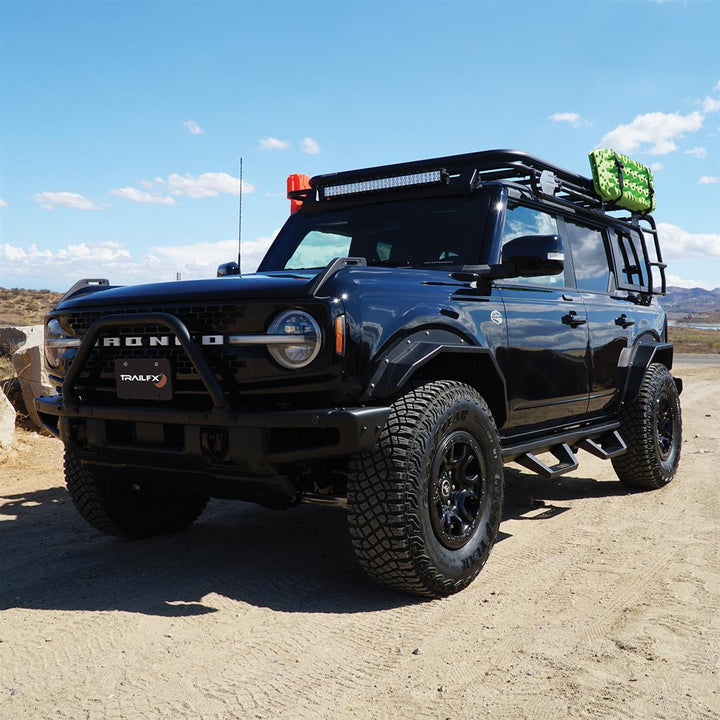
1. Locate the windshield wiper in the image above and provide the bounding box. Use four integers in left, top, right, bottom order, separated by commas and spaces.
367, 259, 414, 268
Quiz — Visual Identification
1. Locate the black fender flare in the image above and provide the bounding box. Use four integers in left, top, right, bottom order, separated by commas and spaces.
361, 329, 508, 426
617, 341, 681, 405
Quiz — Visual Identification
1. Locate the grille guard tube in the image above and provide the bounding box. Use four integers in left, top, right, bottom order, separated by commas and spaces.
61, 312, 229, 410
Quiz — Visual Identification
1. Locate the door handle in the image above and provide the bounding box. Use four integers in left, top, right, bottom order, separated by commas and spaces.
615, 314, 635, 328
562, 311, 587, 328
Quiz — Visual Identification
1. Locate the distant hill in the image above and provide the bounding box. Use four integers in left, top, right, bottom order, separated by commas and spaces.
663, 286, 720, 323
0, 288, 63, 326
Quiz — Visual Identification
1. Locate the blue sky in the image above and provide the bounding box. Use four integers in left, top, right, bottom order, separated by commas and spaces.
1, 0, 719, 291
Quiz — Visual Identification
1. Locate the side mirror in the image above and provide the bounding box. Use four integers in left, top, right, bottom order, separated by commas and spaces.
502, 234, 564, 277
217, 261, 240, 277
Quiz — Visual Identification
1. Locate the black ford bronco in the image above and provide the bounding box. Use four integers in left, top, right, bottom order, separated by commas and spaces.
38, 150, 682, 598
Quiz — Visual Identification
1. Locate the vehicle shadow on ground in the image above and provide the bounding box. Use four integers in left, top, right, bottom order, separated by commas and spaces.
0, 470, 632, 617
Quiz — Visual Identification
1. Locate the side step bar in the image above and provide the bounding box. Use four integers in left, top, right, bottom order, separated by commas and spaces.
502, 423, 627, 480
577, 431, 627, 460
514, 442, 578, 479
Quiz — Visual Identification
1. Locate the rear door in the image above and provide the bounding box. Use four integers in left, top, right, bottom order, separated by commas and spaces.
496, 203, 590, 429
560, 217, 631, 415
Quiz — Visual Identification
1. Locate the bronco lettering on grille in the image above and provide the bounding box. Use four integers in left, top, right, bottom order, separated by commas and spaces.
99, 335, 225, 347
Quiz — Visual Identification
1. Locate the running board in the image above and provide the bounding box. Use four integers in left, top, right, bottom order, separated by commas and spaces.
503, 424, 628, 480
514, 443, 579, 480
577, 430, 627, 460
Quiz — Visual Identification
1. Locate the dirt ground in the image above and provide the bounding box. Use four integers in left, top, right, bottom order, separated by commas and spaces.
0, 363, 718, 720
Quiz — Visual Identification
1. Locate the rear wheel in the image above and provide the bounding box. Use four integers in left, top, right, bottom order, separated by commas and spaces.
347, 381, 504, 598
64, 449, 209, 538
612, 363, 682, 490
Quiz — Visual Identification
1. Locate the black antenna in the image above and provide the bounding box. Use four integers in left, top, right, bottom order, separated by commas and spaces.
237, 157, 243, 273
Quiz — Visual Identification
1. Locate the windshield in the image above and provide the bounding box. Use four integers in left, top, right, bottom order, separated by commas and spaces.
259, 194, 491, 272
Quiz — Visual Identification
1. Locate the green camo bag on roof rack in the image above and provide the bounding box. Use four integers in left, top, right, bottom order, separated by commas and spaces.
588, 149, 656, 213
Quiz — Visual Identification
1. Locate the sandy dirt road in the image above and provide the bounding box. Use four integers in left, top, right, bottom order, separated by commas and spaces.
0, 363, 718, 720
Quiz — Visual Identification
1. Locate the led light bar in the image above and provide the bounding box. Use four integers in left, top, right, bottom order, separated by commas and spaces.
323, 170, 444, 198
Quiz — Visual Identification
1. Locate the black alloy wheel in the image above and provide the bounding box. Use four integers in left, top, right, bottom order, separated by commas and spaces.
429, 431, 486, 550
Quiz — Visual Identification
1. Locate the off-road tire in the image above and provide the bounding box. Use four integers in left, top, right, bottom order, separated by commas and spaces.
347, 380, 504, 598
64, 449, 209, 538
612, 363, 682, 490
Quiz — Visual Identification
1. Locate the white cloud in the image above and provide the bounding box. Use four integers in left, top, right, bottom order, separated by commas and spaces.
649, 162, 663, 171
158, 172, 252, 198
698, 176, 719, 185
183, 120, 205, 135
0, 198, 7, 208
240, 230, 280, 274
715, 80, 720, 92
1, 240, 131, 269
259, 136, 291, 151
146, 239, 240, 273
300, 137, 321, 154
112, 172, 254, 204
666, 274, 718, 291
32, 191, 100, 211
0, 233, 277, 290
657, 222, 720, 261
599, 111, 704, 155
549, 112, 583, 127
110, 187, 176, 205
685, 147, 707, 158
702, 97, 720, 113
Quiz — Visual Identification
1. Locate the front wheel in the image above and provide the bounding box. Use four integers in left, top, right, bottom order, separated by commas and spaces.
612, 363, 682, 490
64, 450, 209, 538
347, 381, 504, 598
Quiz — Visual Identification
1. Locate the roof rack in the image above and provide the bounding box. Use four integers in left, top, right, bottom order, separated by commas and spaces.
295, 149, 648, 216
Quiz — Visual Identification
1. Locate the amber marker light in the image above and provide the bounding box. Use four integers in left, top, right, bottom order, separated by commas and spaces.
335, 315, 346, 355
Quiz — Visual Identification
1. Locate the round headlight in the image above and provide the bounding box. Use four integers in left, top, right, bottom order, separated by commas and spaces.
267, 310, 322, 369
45, 318, 81, 369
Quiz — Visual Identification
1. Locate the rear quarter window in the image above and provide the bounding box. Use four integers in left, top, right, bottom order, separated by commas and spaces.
609, 228, 648, 292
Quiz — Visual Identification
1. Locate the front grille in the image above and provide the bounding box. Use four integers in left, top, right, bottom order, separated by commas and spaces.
64, 303, 250, 335
61, 303, 274, 404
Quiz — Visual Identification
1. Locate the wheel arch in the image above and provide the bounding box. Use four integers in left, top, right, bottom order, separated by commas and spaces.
617, 338, 678, 405
362, 328, 508, 428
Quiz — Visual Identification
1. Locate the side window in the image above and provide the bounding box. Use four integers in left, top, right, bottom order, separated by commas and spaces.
609, 228, 648, 291
565, 220, 610, 293
501, 205, 565, 287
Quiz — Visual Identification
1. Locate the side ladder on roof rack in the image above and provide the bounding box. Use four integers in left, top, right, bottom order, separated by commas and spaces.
635, 214, 667, 295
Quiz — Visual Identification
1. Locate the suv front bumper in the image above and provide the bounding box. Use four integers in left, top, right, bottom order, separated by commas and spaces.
37, 394, 389, 480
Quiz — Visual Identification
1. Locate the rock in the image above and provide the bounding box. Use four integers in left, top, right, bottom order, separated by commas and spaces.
14, 325, 45, 349
12, 343, 54, 432
0, 327, 27, 355
0, 389, 15, 450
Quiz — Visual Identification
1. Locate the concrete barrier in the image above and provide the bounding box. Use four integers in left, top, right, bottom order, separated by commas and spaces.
10, 325, 55, 432
0, 388, 15, 450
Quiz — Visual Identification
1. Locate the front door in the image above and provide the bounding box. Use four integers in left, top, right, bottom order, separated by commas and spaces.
495, 204, 590, 429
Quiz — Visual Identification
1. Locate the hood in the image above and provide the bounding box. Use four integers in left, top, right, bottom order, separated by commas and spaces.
55, 271, 318, 311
